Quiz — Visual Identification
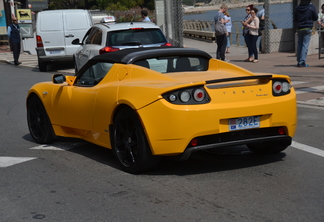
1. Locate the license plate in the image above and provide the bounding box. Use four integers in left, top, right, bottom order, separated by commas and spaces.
229, 116, 260, 131
49, 50, 61, 54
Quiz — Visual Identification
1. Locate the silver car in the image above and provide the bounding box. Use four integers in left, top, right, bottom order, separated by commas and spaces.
72, 19, 171, 72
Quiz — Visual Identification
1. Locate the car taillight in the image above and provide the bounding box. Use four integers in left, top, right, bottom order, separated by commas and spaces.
272, 79, 291, 96
99, 46, 120, 54
163, 86, 210, 105
36, 35, 43, 47
162, 43, 172, 46
193, 89, 205, 102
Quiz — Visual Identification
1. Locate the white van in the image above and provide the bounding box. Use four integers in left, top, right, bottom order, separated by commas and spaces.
36, 9, 93, 71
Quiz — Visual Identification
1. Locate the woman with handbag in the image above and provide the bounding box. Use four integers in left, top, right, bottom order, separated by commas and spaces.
246, 8, 260, 63
241, 4, 253, 62
214, 4, 229, 62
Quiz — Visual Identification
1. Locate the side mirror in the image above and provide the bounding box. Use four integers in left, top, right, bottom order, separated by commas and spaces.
72, 38, 81, 45
52, 74, 66, 84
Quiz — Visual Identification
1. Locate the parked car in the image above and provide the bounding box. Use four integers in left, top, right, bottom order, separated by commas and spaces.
27, 47, 297, 173
72, 17, 171, 72
36, 9, 93, 72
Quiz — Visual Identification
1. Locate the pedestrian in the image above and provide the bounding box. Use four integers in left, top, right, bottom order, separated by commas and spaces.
141, 10, 151, 22
246, 8, 260, 63
317, 4, 324, 49
224, 10, 232, 54
214, 4, 229, 62
7, 17, 21, 66
241, 4, 254, 62
294, 0, 318, 67
257, 4, 265, 52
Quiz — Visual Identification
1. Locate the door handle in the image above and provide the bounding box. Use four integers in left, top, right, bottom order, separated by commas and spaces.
65, 34, 74, 37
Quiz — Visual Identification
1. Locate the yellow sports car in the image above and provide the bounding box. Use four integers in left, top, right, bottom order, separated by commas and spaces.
27, 47, 297, 173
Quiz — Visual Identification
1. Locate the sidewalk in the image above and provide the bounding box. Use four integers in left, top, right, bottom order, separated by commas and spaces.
184, 38, 324, 75
1, 38, 324, 107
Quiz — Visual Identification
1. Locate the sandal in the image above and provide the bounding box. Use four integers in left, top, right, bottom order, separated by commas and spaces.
244, 58, 253, 62
253, 60, 259, 63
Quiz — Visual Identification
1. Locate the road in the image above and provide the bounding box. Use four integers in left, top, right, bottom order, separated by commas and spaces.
0, 64, 324, 221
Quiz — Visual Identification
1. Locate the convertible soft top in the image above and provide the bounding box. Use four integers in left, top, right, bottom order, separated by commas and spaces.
89, 47, 212, 64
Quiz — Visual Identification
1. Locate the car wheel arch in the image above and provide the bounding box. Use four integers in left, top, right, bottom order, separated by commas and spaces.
110, 104, 152, 148
27, 93, 55, 144
27, 92, 54, 124
27, 92, 42, 107
110, 105, 159, 173
111, 104, 143, 128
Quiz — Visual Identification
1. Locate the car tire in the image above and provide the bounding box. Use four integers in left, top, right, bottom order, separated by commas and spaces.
27, 95, 55, 144
247, 141, 288, 154
38, 61, 47, 72
112, 107, 160, 173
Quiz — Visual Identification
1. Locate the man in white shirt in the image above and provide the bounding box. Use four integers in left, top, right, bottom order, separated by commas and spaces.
7, 17, 21, 65
141, 10, 151, 22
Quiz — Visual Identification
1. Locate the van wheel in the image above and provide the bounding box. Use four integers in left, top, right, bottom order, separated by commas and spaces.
38, 61, 47, 72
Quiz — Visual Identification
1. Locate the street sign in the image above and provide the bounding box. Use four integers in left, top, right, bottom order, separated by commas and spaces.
16, 9, 32, 23
19, 23, 33, 38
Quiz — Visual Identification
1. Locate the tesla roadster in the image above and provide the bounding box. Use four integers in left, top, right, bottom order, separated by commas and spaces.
27, 47, 297, 173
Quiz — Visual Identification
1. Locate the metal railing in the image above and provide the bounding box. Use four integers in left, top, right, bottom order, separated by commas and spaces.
183, 20, 278, 47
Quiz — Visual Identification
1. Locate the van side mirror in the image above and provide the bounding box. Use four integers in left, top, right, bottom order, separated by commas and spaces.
72, 38, 81, 45
53, 74, 66, 84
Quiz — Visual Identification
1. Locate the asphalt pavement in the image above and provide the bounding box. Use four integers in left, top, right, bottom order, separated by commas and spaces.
1, 38, 324, 107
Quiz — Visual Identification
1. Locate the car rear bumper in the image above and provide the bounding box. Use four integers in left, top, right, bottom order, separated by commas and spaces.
178, 130, 292, 160
137, 93, 297, 156
36, 48, 73, 63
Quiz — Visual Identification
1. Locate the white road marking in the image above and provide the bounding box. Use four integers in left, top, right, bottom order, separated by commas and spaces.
0, 157, 36, 168
30, 145, 67, 151
295, 85, 324, 94
30, 142, 84, 151
291, 81, 306, 85
291, 141, 324, 158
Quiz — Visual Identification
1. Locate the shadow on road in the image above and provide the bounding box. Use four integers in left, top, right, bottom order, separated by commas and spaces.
24, 135, 286, 175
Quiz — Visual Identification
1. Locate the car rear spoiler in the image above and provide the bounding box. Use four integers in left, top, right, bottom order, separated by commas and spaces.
205, 75, 273, 84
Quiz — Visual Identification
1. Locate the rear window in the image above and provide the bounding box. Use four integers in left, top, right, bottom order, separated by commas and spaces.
134, 56, 209, 73
107, 29, 167, 46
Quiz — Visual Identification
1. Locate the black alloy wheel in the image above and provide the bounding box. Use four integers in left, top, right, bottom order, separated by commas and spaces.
27, 95, 55, 144
112, 108, 160, 173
